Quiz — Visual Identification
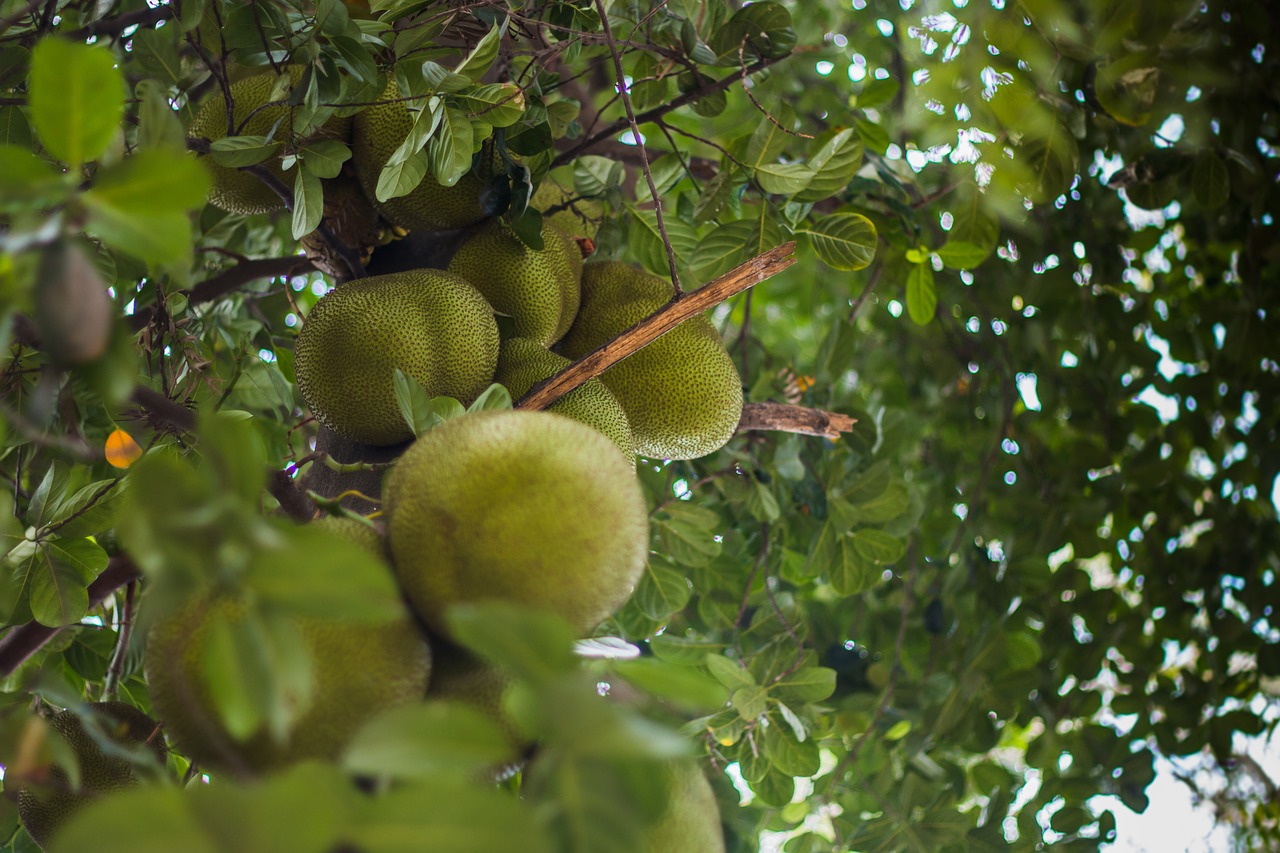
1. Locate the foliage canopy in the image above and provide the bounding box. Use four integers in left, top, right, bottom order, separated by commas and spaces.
0, 0, 1276, 850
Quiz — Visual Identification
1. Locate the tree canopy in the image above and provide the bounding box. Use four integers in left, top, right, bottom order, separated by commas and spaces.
0, 0, 1277, 850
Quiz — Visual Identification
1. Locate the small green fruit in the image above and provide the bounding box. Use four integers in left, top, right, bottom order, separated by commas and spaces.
384, 410, 648, 637
294, 270, 499, 446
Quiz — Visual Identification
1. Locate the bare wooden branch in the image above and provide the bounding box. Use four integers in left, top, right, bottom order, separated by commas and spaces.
736, 402, 856, 439
129, 255, 316, 332
515, 243, 797, 412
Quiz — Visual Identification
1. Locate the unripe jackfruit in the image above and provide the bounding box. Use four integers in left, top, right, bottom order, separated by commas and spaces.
448, 221, 582, 346
384, 410, 648, 637
352, 80, 492, 231
557, 262, 743, 460
17, 703, 165, 850
644, 761, 727, 853
531, 176, 604, 240
189, 66, 351, 216
294, 270, 499, 446
144, 517, 432, 775
494, 338, 632, 460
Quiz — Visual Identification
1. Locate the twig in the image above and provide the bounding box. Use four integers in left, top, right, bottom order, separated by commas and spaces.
129, 386, 197, 434
592, 0, 681, 292
847, 260, 883, 323
516, 243, 797, 411
551, 53, 790, 168
100, 581, 137, 701
267, 470, 315, 522
0, 557, 142, 677
62, 5, 174, 40
128, 256, 316, 332
735, 402, 856, 439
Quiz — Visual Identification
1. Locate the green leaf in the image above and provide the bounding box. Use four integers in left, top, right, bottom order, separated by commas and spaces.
764, 723, 821, 776
731, 685, 769, 720
376, 148, 429, 202
87, 149, 211, 212
421, 61, 472, 93
850, 529, 905, 565
693, 215, 783, 281
48, 787, 218, 853
626, 207, 699, 279
806, 212, 877, 271
831, 537, 877, 596
292, 168, 323, 240
0, 104, 32, 146
209, 135, 283, 168
711, 2, 796, 61
905, 263, 936, 325
453, 24, 504, 82
299, 140, 351, 180
467, 383, 513, 412
201, 607, 272, 741
428, 107, 474, 188
0, 143, 70, 209
634, 559, 692, 621
612, 658, 729, 712
1018, 124, 1078, 204
796, 127, 863, 202
26, 546, 88, 627
392, 368, 437, 437
447, 602, 578, 684
948, 187, 998, 255
745, 106, 795, 171
934, 241, 989, 270
136, 80, 186, 151
243, 522, 404, 622
343, 702, 516, 779
755, 162, 814, 196
705, 654, 756, 691
386, 95, 442, 168
191, 763, 352, 853
648, 635, 725, 665
28, 38, 124, 168
456, 83, 526, 128
773, 666, 837, 702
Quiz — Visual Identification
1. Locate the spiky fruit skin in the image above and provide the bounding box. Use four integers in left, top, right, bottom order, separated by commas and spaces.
557, 262, 744, 460
353, 80, 491, 231
531, 177, 603, 240
448, 221, 582, 346
494, 338, 632, 461
189, 67, 352, 215
644, 762, 726, 853
294, 270, 499, 446
384, 410, 648, 637
145, 519, 430, 774
17, 703, 165, 849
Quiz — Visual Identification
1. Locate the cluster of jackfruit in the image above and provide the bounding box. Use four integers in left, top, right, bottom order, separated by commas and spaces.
106, 63, 732, 853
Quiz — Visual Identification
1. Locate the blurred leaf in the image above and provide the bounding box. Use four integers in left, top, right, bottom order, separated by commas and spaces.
633, 559, 692, 621
28, 38, 123, 168
344, 702, 515, 779
612, 657, 729, 712
906, 263, 936, 325
48, 786, 217, 853
447, 602, 578, 683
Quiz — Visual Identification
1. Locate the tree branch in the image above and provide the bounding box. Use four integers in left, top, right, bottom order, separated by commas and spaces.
0, 556, 142, 677
735, 402, 857, 439
128, 255, 317, 332
62, 5, 174, 40
550, 54, 789, 168
515, 243, 797, 411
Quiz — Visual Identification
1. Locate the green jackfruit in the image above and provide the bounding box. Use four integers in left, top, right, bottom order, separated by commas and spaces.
17, 703, 166, 850
557, 262, 743, 460
384, 410, 648, 638
531, 176, 604, 240
352, 80, 492, 231
495, 338, 632, 460
144, 518, 431, 775
189, 66, 351, 216
294, 270, 499, 446
644, 761, 727, 853
448, 221, 582, 346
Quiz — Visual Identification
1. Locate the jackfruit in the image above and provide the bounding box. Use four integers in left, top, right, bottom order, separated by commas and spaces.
144, 517, 432, 775
383, 410, 648, 637
448, 220, 582, 346
352, 80, 492, 231
531, 176, 604, 240
644, 761, 727, 853
494, 338, 632, 460
189, 66, 352, 216
557, 262, 743, 460
17, 703, 166, 850
294, 270, 499, 446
